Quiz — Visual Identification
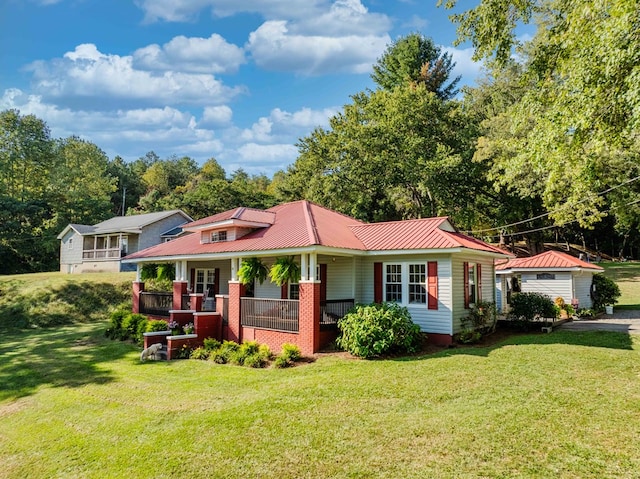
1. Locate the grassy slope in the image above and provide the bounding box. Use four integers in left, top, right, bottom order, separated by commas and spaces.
600, 262, 640, 309
0, 272, 135, 329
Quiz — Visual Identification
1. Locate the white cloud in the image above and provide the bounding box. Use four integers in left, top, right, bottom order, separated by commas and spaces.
298, 0, 390, 36
247, 21, 390, 75
135, 0, 324, 23
442, 46, 483, 85
230, 142, 298, 172
27, 43, 244, 109
132, 34, 245, 74
201, 105, 233, 126
240, 106, 336, 143
270, 107, 336, 128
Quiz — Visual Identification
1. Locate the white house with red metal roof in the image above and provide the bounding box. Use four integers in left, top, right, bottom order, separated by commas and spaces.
124, 200, 509, 355
495, 250, 604, 312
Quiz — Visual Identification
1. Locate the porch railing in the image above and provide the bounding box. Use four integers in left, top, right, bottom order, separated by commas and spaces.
241, 298, 299, 333
139, 292, 173, 317
320, 299, 355, 330
82, 248, 122, 260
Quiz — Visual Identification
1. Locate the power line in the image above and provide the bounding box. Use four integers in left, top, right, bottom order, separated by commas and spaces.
465, 174, 640, 235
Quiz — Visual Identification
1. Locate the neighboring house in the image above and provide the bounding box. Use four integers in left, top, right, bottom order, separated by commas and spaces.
495, 250, 604, 311
124, 200, 509, 354
57, 210, 193, 273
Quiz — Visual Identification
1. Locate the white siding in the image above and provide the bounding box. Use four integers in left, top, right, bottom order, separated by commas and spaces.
137, 213, 189, 251
325, 257, 355, 300
359, 254, 454, 335
521, 272, 572, 303
59, 230, 83, 272
573, 272, 595, 309
450, 254, 498, 334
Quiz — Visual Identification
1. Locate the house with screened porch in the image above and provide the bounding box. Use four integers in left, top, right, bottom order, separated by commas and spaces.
124, 200, 509, 356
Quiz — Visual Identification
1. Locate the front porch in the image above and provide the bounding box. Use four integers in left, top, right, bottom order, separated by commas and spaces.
132, 253, 356, 355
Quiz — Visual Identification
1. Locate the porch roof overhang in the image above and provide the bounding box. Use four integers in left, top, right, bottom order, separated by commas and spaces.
496, 266, 597, 275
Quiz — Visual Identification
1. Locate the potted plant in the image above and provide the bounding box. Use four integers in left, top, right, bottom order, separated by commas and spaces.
269, 256, 301, 286
183, 322, 195, 334
238, 257, 269, 285
168, 319, 181, 336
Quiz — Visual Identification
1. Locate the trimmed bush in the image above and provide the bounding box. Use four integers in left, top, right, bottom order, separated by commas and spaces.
210, 340, 240, 364
147, 320, 170, 332
135, 319, 149, 345
337, 302, 422, 359
274, 343, 302, 368
203, 338, 221, 351
190, 347, 210, 360
508, 292, 556, 329
591, 274, 621, 311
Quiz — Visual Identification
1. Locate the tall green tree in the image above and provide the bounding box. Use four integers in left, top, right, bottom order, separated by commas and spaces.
444, 0, 640, 230
371, 33, 460, 99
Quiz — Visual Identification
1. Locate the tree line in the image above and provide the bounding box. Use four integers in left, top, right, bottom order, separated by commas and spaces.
2, 0, 639, 274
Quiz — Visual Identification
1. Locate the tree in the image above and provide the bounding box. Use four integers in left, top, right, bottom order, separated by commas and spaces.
444, 0, 640, 230
371, 33, 460, 99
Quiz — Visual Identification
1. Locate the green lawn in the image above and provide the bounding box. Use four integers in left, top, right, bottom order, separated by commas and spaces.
1, 321, 639, 478
600, 262, 640, 309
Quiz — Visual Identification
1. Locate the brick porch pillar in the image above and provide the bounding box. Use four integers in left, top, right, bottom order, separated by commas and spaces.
227, 282, 245, 343
173, 280, 188, 310
132, 281, 144, 314
190, 293, 204, 312
298, 281, 321, 355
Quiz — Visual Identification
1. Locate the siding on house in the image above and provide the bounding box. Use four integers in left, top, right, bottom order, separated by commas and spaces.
572, 272, 595, 309
324, 256, 356, 300
137, 213, 190, 252
451, 254, 497, 334
521, 272, 572, 302
59, 230, 84, 272
359, 254, 454, 335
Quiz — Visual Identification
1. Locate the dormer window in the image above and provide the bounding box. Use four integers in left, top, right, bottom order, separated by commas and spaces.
210, 230, 227, 243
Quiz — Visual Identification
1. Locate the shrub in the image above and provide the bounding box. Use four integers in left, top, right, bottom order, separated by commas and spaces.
230, 341, 271, 367
203, 338, 221, 351
147, 320, 170, 332
508, 292, 556, 328
135, 319, 149, 345
177, 344, 192, 359
210, 340, 240, 364
190, 347, 210, 360
455, 330, 482, 344
105, 309, 129, 339
336, 302, 422, 359
120, 313, 148, 342
274, 343, 302, 368
591, 274, 621, 311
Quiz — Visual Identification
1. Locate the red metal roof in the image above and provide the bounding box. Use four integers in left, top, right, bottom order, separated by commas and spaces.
184, 207, 275, 228
496, 250, 604, 271
125, 201, 509, 260
350, 218, 507, 254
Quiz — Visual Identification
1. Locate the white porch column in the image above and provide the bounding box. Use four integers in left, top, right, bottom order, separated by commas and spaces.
301, 253, 308, 281
181, 260, 187, 282
231, 257, 240, 281
309, 252, 318, 281
135, 264, 141, 282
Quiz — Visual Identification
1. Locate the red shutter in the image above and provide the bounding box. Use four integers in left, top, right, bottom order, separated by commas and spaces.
190, 268, 195, 293
463, 262, 470, 309
281, 283, 288, 299
320, 264, 327, 304
427, 261, 438, 310
476, 264, 482, 302
374, 262, 383, 303
214, 268, 220, 295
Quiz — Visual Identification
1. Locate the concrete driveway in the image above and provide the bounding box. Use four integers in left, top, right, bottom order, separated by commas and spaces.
558, 309, 640, 334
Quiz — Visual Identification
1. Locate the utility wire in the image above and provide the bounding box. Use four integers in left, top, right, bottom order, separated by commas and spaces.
465, 174, 640, 235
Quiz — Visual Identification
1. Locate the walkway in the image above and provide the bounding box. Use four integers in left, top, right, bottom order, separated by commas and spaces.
558, 309, 640, 334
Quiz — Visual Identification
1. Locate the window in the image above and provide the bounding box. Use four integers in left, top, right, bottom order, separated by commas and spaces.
210, 230, 227, 243
468, 263, 477, 305
385, 264, 402, 302
194, 269, 216, 295
536, 273, 556, 280
464, 262, 482, 309
289, 283, 300, 300
408, 264, 426, 304
68, 238, 73, 250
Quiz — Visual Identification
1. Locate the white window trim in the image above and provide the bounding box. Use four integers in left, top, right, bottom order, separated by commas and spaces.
383, 262, 428, 307
68, 238, 73, 250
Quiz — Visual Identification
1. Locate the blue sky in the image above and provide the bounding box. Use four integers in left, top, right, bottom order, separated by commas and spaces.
0, 0, 484, 177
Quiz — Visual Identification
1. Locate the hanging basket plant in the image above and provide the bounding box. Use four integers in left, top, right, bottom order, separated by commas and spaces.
269, 256, 301, 287
238, 257, 269, 285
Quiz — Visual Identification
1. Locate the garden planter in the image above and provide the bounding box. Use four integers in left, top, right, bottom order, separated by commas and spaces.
605, 305, 613, 315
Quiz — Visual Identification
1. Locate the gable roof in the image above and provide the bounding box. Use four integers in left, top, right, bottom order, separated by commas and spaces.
57, 210, 193, 239
125, 201, 510, 262
496, 250, 604, 272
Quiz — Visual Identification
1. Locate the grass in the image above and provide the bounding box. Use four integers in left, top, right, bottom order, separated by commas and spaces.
0, 272, 134, 329
600, 262, 640, 309
1, 321, 639, 478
